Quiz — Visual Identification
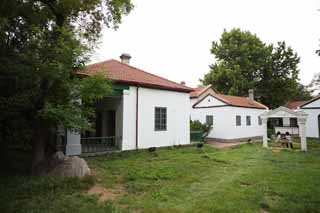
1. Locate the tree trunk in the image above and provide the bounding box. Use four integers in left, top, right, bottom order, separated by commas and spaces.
0, 140, 9, 173
31, 121, 48, 174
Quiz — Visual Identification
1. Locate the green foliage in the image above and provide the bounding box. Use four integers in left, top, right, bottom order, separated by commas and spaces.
0, 0, 133, 148
80, 73, 113, 104
202, 28, 311, 109
267, 127, 274, 138
190, 120, 212, 138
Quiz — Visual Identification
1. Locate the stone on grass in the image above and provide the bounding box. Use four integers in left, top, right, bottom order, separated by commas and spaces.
51, 151, 67, 164
49, 155, 91, 177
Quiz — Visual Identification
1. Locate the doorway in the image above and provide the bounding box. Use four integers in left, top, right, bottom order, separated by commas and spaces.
104, 110, 116, 137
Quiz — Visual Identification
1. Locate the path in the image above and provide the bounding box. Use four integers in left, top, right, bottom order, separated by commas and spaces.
207, 141, 250, 149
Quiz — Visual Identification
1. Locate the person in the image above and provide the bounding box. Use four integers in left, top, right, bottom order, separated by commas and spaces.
285, 132, 293, 149
275, 132, 281, 143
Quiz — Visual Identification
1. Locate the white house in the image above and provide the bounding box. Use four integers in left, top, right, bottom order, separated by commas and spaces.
190, 85, 268, 142
281, 97, 320, 138
64, 54, 192, 155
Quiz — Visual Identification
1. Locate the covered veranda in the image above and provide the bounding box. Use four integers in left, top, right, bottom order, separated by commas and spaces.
80, 83, 129, 154
260, 107, 308, 151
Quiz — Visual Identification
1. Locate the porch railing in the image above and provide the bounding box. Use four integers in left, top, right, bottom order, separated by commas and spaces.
190, 131, 204, 142
81, 136, 121, 153
274, 126, 299, 135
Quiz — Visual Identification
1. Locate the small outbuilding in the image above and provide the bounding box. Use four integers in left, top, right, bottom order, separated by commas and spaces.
273, 97, 320, 139
190, 86, 268, 142
260, 107, 308, 151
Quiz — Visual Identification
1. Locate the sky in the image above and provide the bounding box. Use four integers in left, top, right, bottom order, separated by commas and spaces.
91, 0, 320, 88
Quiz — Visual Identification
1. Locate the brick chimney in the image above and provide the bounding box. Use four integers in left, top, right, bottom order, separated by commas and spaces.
248, 89, 254, 104
180, 81, 186, 85
120, 53, 131, 65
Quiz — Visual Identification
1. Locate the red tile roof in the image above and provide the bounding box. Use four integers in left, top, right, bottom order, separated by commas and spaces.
191, 86, 267, 109
190, 86, 207, 98
190, 85, 217, 98
286, 100, 307, 109
214, 94, 268, 109
79, 59, 193, 93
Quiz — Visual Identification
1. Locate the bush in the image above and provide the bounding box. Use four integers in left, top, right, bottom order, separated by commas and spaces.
190, 120, 212, 138
267, 128, 274, 138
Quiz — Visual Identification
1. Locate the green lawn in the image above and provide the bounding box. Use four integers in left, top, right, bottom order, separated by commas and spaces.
1, 140, 320, 212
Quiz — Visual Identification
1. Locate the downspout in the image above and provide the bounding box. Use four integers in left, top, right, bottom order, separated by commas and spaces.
135, 86, 139, 149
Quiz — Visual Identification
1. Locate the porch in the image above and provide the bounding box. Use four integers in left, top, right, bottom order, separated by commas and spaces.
63, 83, 137, 156
81, 95, 124, 153
270, 117, 299, 135
260, 107, 308, 151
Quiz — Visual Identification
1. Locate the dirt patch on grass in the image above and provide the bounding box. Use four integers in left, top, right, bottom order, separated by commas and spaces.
207, 141, 247, 149
271, 147, 282, 153
260, 209, 271, 213
87, 184, 124, 203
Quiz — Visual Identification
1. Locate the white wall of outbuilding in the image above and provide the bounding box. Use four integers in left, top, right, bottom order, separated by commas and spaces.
299, 99, 320, 138
190, 106, 266, 140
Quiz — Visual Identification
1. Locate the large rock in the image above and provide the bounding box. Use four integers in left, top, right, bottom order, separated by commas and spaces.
51, 151, 67, 164
49, 155, 91, 177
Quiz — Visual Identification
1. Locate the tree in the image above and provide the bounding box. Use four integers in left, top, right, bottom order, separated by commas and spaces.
202, 29, 310, 109
0, 0, 133, 173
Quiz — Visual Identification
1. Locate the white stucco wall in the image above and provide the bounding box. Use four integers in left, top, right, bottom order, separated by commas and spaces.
191, 106, 266, 140
190, 98, 197, 106
299, 99, 320, 138
300, 108, 320, 138
122, 86, 190, 150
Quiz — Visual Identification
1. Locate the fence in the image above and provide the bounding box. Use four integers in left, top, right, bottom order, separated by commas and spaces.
81, 136, 121, 153
190, 131, 204, 142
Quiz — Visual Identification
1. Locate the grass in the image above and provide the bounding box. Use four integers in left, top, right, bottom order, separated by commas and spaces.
1, 139, 320, 212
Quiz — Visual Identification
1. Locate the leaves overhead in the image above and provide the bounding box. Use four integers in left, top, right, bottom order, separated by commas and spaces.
0, 0, 133, 143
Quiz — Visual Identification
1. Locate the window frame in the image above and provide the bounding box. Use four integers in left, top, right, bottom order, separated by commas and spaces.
154, 107, 167, 131
206, 115, 213, 126
246, 115, 251, 126
289, 118, 298, 127
258, 116, 262, 125
236, 115, 241, 126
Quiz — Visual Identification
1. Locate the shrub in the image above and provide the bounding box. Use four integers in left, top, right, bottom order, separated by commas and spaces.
190, 120, 212, 138
267, 127, 274, 138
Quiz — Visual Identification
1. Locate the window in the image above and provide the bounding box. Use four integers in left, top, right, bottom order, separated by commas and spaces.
246, 116, 251, 126
236, 115, 241, 126
155, 107, 167, 131
206, 115, 213, 125
258, 116, 262, 125
290, 118, 298, 127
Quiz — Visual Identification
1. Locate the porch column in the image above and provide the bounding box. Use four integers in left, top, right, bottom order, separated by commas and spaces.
298, 117, 307, 152
262, 117, 268, 148
66, 98, 82, 156
121, 89, 136, 151
65, 130, 82, 155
